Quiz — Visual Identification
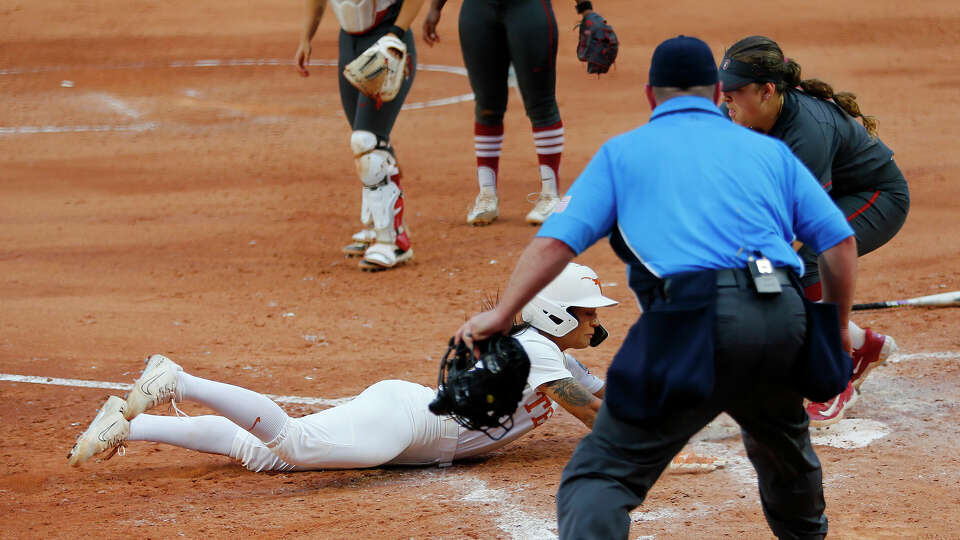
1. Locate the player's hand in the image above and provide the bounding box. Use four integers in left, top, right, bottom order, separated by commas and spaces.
295, 41, 312, 77
422, 8, 442, 46
455, 308, 513, 350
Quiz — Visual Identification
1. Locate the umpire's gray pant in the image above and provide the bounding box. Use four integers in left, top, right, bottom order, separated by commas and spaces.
557, 283, 828, 540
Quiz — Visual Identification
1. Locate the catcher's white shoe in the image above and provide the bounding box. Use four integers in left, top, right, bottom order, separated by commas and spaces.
68, 396, 130, 467
525, 192, 559, 225
343, 228, 376, 257
125, 354, 182, 420
358, 242, 413, 272
467, 189, 499, 226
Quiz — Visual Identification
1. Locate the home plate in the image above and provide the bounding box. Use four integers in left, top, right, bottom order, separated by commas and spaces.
810, 419, 890, 449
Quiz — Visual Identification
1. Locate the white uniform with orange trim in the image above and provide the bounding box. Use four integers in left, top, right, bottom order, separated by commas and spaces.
329, 0, 399, 33
230, 327, 602, 472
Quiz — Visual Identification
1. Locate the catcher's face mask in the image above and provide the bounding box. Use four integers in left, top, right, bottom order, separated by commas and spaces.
428, 335, 531, 441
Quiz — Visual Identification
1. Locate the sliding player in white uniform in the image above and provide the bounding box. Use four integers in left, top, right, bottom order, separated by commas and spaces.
295, 0, 425, 271
68, 264, 718, 472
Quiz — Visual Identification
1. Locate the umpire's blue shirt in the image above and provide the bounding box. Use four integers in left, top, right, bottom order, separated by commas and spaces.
538, 96, 853, 279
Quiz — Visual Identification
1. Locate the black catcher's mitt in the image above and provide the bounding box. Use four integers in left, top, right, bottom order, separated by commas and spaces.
428, 334, 531, 440
577, 12, 619, 74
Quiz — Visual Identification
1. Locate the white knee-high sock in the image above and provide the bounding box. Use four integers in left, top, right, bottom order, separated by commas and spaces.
128, 414, 241, 456
176, 372, 290, 444
848, 320, 866, 349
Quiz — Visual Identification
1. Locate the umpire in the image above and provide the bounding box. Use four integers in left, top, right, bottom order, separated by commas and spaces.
455, 35, 858, 539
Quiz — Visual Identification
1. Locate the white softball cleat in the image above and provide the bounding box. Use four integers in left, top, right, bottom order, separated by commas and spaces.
68, 396, 130, 467
358, 242, 413, 272
343, 229, 376, 257
125, 354, 182, 420
467, 189, 499, 226
525, 192, 559, 225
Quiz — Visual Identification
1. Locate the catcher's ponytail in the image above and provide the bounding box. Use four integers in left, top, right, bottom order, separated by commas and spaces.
726, 36, 879, 138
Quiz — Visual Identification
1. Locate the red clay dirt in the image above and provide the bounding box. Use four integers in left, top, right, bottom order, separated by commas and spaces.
1, 0, 958, 538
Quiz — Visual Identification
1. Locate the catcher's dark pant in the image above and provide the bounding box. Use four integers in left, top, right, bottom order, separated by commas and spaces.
557, 282, 829, 540
799, 159, 910, 288
337, 23, 417, 142
458, 0, 560, 127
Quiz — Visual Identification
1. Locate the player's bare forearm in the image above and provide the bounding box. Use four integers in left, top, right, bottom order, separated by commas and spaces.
818, 235, 857, 348
430, 0, 449, 13
540, 378, 602, 428
593, 385, 605, 400
393, 0, 427, 31
819, 236, 857, 323
495, 237, 575, 322
300, 0, 327, 42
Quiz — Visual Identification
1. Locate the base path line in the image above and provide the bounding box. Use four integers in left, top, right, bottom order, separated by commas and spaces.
0, 373, 353, 407
889, 350, 960, 363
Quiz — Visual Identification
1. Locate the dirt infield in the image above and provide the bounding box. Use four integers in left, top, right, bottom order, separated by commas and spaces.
2, 0, 959, 538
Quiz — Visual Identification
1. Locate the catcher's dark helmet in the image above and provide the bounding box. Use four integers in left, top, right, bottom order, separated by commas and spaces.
428, 334, 531, 440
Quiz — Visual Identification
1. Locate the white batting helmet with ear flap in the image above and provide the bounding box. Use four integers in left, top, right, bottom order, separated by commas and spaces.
521, 263, 618, 338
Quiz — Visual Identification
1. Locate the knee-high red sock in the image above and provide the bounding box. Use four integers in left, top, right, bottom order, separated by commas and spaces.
475, 123, 504, 192
804, 282, 822, 301
533, 120, 564, 195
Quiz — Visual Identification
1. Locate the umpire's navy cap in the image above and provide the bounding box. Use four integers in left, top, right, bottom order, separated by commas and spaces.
648, 35, 718, 88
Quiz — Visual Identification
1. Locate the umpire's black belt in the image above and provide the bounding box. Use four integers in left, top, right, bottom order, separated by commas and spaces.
715, 267, 793, 289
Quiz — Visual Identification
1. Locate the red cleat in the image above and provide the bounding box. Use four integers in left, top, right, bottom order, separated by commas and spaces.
806, 381, 858, 428
850, 328, 898, 390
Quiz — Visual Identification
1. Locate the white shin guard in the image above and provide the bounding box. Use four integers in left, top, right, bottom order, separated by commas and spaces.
352, 130, 401, 244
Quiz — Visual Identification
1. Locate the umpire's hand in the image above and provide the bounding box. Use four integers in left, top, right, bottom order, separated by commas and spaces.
455, 308, 513, 349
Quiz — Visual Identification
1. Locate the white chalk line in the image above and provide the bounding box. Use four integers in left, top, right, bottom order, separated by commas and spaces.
0, 373, 353, 407
93, 92, 143, 119
0, 122, 159, 135
0, 59, 473, 135
888, 350, 960, 363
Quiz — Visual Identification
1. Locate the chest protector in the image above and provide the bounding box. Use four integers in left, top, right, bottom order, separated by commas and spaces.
329, 0, 398, 34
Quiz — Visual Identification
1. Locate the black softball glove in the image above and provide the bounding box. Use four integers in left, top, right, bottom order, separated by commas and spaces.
577, 12, 619, 74
428, 334, 531, 440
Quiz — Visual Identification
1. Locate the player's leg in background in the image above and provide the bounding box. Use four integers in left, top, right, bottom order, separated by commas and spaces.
459, 0, 510, 225
342, 27, 417, 271
800, 169, 908, 423
503, 0, 562, 225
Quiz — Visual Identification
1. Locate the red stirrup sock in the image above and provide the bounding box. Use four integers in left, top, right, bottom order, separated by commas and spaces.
533, 120, 564, 194
474, 122, 504, 192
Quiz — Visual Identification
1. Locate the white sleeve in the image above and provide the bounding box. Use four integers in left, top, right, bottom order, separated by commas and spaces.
563, 353, 605, 394
522, 339, 574, 390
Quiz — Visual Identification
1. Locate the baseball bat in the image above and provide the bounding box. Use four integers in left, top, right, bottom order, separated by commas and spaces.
852, 290, 960, 311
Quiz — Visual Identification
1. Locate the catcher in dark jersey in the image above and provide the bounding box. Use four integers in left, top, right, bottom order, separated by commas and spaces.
295, 0, 425, 271
719, 35, 908, 426
422, 0, 616, 226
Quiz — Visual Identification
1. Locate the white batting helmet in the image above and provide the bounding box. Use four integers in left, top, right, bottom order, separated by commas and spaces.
521, 263, 618, 337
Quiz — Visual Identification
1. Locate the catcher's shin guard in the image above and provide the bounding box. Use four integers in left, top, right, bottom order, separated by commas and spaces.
351, 131, 411, 269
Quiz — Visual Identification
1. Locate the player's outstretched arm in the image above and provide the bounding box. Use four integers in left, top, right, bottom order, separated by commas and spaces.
539, 378, 602, 428
295, 0, 328, 77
